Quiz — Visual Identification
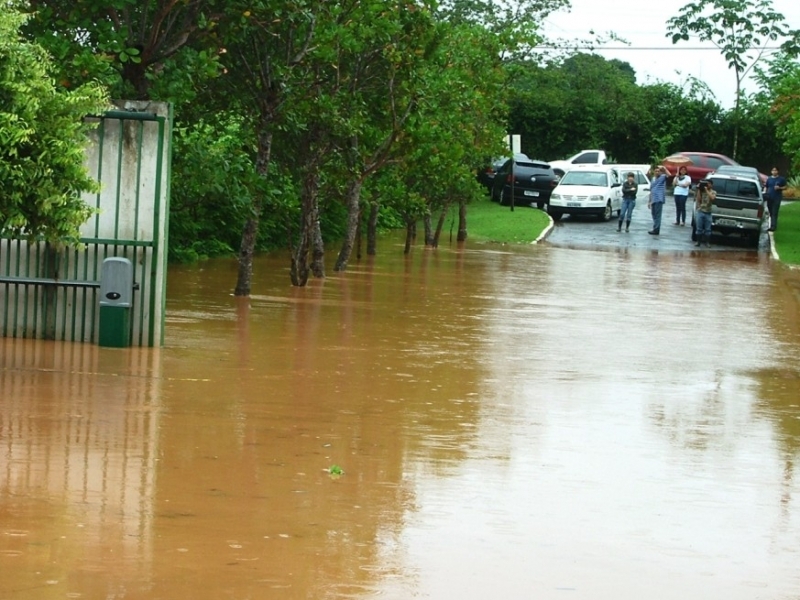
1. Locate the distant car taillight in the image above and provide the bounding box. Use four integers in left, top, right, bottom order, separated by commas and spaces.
506, 173, 514, 183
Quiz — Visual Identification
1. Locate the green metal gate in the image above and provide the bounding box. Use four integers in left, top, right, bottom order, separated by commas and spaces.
0, 102, 171, 347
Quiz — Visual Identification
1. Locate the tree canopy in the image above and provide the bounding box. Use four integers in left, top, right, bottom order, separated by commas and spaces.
666, 0, 800, 159
1, 7, 110, 243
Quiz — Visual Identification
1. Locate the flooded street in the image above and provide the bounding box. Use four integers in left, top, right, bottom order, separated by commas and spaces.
3, 235, 800, 599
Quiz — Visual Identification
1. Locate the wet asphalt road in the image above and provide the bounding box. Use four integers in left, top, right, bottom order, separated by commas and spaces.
542, 195, 770, 254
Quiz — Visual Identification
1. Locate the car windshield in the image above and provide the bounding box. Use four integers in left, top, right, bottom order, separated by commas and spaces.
560, 171, 607, 186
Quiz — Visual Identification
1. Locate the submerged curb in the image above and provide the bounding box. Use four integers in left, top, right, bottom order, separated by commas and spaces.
534, 213, 555, 244
769, 231, 779, 261
769, 231, 799, 269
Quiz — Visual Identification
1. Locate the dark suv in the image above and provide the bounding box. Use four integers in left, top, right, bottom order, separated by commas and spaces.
490, 157, 560, 209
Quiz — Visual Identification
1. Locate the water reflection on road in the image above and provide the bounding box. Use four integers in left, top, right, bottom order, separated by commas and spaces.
2, 237, 800, 599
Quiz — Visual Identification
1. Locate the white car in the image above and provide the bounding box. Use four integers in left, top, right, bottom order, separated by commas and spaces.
548, 165, 650, 221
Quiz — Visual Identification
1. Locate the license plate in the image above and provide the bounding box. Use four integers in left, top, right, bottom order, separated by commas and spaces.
523, 190, 539, 197
567, 202, 581, 207
716, 218, 739, 227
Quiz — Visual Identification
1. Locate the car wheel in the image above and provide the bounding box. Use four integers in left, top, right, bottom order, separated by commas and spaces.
599, 201, 612, 222
548, 208, 563, 221
490, 187, 500, 203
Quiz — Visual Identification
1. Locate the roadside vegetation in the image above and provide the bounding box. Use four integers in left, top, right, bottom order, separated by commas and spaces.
773, 201, 800, 266
454, 198, 549, 245
0, 9, 109, 243
3, 0, 800, 287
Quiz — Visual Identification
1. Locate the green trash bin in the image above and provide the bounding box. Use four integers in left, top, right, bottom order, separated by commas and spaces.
98, 257, 133, 347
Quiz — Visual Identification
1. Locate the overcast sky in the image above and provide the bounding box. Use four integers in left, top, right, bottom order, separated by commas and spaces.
542, 0, 800, 109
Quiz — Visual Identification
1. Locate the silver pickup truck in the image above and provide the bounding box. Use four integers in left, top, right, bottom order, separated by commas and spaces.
698, 172, 765, 247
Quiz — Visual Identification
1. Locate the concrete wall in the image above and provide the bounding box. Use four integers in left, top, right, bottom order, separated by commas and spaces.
0, 100, 171, 347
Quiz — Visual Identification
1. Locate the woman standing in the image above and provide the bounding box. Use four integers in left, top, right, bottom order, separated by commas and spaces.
673, 166, 691, 226
617, 172, 638, 232
648, 166, 668, 235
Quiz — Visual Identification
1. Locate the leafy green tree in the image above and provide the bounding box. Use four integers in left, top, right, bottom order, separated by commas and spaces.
748, 52, 800, 170
169, 114, 291, 262
507, 54, 732, 165
630, 80, 726, 164
214, 0, 326, 292
0, 8, 109, 243
508, 54, 644, 161
322, 1, 439, 272
768, 61, 800, 170
21, 0, 222, 100
434, 0, 568, 58
666, 0, 800, 159
412, 22, 508, 241
720, 94, 785, 171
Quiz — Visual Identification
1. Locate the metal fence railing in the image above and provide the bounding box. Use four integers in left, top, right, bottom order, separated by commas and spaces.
0, 104, 170, 347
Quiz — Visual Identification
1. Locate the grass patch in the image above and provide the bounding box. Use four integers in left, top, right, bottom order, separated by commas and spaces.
454, 196, 550, 244
773, 201, 800, 265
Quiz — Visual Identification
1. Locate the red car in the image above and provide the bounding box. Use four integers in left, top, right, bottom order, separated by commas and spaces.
663, 152, 767, 186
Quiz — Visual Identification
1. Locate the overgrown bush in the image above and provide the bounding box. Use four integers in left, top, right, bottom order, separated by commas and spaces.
0, 7, 109, 243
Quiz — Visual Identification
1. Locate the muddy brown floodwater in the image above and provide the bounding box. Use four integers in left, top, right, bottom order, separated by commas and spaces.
3, 233, 800, 599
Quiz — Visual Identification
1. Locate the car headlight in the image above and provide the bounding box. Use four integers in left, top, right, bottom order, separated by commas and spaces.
589, 195, 604, 202
551, 193, 561, 201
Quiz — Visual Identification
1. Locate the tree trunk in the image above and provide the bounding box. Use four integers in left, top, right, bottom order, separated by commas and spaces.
367, 202, 379, 256
431, 201, 452, 248
122, 59, 150, 100
457, 199, 468, 242
423, 213, 434, 247
310, 205, 324, 279
235, 218, 259, 296
290, 223, 311, 287
235, 128, 273, 296
292, 128, 326, 285
404, 218, 414, 254
732, 73, 742, 161
292, 167, 322, 286
334, 178, 363, 272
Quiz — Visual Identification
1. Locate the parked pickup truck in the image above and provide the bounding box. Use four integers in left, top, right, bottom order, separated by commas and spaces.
692, 173, 765, 247
548, 149, 650, 177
